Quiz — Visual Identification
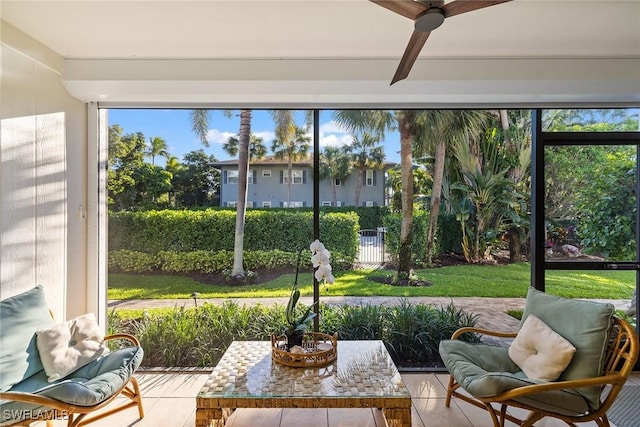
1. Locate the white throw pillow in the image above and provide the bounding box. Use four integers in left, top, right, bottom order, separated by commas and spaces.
36, 313, 107, 382
508, 314, 576, 381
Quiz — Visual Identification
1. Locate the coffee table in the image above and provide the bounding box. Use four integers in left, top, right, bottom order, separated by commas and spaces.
196, 340, 412, 427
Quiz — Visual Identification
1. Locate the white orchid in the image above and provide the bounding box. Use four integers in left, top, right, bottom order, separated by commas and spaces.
310, 239, 334, 284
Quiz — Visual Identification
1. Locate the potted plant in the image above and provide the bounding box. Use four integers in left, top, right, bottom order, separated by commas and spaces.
283, 240, 334, 350
284, 283, 317, 350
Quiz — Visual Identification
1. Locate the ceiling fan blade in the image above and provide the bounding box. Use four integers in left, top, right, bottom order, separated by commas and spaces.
442, 0, 512, 19
370, 0, 429, 20
391, 30, 431, 85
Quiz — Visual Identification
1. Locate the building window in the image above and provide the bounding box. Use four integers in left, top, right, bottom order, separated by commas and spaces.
262, 201, 272, 208
227, 170, 254, 184
283, 170, 303, 184
226, 170, 238, 184
283, 201, 303, 208
246, 201, 254, 208
321, 201, 332, 207
262, 170, 271, 177
336, 201, 342, 207
227, 201, 237, 207
365, 201, 374, 207
334, 178, 342, 186
366, 170, 374, 186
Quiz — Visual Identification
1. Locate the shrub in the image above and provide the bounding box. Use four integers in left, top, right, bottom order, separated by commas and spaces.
110, 301, 478, 368
109, 209, 360, 259
109, 248, 354, 275
383, 210, 429, 266
108, 250, 157, 273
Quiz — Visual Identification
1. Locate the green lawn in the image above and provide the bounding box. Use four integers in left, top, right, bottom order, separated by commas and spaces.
108, 263, 635, 300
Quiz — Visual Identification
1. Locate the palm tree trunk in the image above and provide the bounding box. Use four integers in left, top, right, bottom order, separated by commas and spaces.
287, 158, 292, 206
425, 139, 446, 265
231, 109, 251, 278
355, 168, 363, 207
331, 180, 337, 206
397, 117, 414, 277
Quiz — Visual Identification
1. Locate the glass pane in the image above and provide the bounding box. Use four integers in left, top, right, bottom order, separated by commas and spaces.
544, 145, 637, 262
541, 108, 639, 132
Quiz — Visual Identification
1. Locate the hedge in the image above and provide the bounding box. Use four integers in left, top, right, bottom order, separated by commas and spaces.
108, 249, 354, 274
109, 209, 360, 259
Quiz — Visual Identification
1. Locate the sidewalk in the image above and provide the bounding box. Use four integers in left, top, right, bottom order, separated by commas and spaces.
108, 296, 632, 335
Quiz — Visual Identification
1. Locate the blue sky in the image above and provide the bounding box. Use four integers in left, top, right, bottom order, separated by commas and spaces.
108, 109, 401, 165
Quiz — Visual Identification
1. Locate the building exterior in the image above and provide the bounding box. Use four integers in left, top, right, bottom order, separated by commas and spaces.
213, 156, 394, 208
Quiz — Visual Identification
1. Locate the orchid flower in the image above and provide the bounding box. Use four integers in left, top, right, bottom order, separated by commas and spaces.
310, 239, 334, 284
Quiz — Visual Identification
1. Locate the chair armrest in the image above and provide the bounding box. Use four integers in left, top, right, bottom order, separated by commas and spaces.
104, 333, 140, 347
451, 326, 518, 340
490, 374, 626, 402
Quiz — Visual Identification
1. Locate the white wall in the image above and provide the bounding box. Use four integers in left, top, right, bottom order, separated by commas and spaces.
1, 21, 88, 320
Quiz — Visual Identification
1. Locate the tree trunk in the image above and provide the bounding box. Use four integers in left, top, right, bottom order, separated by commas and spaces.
331, 180, 337, 206
397, 116, 414, 279
425, 139, 446, 265
355, 168, 363, 207
287, 158, 292, 206
231, 109, 251, 278
508, 226, 522, 262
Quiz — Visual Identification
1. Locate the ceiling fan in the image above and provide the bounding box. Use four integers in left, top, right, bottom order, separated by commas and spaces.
371, 0, 513, 85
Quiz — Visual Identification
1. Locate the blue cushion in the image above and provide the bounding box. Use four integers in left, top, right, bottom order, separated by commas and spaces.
439, 340, 590, 416
521, 288, 614, 409
0, 347, 143, 424
0, 286, 53, 392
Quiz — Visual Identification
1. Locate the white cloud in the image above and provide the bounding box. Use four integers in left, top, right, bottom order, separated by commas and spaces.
320, 133, 353, 147
319, 120, 353, 148
206, 129, 236, 145
320, 120, 350, 134
254, 130, 275, 142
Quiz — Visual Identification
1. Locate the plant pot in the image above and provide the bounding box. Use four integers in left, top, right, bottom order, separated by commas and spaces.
286, 331, 304, 350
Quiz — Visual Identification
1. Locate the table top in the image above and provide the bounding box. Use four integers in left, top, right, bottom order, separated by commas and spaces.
197, 340, 411, 401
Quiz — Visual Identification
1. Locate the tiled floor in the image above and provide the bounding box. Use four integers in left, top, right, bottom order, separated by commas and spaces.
37, 371, 640, 427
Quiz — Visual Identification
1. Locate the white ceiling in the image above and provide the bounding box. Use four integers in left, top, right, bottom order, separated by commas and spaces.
2, 0, 640, 106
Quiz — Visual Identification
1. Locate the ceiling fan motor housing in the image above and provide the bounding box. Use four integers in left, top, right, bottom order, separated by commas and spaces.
415, 8, 445, 32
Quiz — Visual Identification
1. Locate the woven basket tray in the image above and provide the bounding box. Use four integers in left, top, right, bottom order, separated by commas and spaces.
271, 332, 338, 368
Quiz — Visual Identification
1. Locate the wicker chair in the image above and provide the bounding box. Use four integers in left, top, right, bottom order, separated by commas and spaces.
439, 288, 639, 427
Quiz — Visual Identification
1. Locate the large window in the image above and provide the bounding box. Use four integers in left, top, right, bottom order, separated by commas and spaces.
533, 109, 640, 300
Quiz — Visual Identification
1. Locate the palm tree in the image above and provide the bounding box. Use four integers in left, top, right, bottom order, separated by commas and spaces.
224, 134, 267, 161
319, 146, 352, 206
146, 136, 169, 165
332, 110, 418, 279
270, 114, 312, 206
413, 110, 489, 265
190, 109, 252, 279
345, 132, 385, 207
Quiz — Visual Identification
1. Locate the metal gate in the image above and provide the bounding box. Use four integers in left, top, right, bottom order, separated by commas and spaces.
357, 228, 386, 269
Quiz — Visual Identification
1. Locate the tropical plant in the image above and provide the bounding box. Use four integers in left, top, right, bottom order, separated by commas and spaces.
413, 110, 490, 265
223, 134, 267, 160
345, 132, 385, 206
146, 136, 169, 165
319, 146, 352, 206
270, 111, 313, 206
332, 109, 420, 280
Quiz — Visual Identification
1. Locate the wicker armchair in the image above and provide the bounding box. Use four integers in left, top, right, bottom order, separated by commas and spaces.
439, 288, 639, 427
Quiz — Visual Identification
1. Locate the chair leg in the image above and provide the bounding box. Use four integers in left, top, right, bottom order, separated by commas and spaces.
445, 375, 455, 407
522, 411, 544, 427
595, 415, 611, 427
483, 402, 502, 427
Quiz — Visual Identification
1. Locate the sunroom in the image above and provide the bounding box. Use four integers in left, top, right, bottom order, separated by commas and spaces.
1, 1, 639, 426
